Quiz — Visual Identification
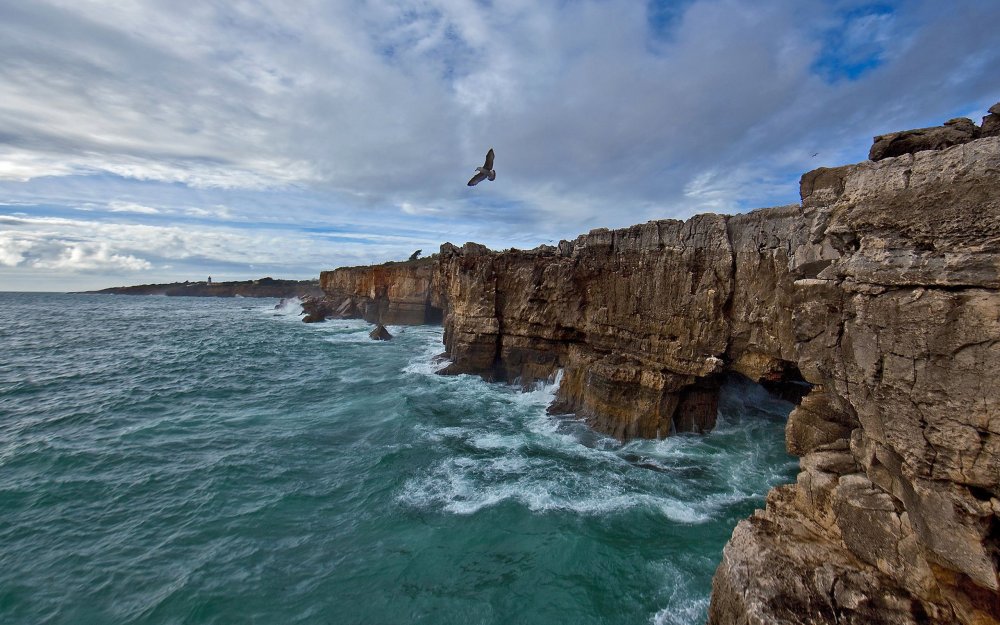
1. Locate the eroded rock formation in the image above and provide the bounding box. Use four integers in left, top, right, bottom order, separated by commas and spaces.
870, 105, 1000, 161
436, 219, 737, 437
316, 112, 1000, 622
705, 133, 1000, 625
369, 323, 393, 341
436, 137, 1000, 623
308, 258, 443, 325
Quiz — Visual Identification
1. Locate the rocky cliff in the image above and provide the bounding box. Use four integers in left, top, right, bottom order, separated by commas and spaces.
308, 258, 443, 324
317, 109, 1000, 622
435, 123, 1000, 623
705, 133, 1000, 625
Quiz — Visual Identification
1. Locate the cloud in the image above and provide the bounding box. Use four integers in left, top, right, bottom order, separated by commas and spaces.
0, 213, 449, 281
0, 229, 151, 272
0, 0, 998, 290
31, 241, 152, 271
399, 202, 443, 216
107, 201, 160, 214
812, 4, 899, 82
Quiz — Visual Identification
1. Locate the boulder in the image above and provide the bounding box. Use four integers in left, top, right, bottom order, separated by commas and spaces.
300, 295, 333, 323
369, 323, 393, 341
982, 102, 1000, 137
869, 117, 980, 161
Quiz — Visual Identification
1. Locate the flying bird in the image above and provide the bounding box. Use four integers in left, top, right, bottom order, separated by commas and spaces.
467, 148, 496, 186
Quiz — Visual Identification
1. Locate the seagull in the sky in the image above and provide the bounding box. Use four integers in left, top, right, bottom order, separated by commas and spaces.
467, 148, 496, 186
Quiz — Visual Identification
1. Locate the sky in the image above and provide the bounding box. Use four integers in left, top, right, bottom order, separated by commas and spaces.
1, 0, 998, 291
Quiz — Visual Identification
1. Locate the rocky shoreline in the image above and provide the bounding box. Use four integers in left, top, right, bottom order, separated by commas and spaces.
308, 108, 1000, 623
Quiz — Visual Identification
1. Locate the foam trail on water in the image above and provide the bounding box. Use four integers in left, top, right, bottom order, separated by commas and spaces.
650, 562, 711, 625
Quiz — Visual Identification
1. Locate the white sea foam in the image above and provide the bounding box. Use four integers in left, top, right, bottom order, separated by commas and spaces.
469, 431, 525, 451
649, 561, 711, 625
398, 452, 714, 522
314, 319, 379, 344
270, 296, 303, 316
391, 330, 793, 545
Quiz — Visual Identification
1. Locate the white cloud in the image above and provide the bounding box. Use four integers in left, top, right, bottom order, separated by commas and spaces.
0, 229, 150, 272
31, 241, 152, 271
0, 236, 33, 266
0, 0, 998, 290
399, 202, 442, 216
0, 213, 447, 281
107, 201, 160, 214
182, 205, 234, 219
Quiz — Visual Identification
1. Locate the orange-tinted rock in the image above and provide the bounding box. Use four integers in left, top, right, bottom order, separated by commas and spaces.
315, 258, 443, 325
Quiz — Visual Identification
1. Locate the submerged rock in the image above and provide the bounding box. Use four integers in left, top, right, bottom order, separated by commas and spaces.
369, 323, 392, 341
300, 295, 333, 323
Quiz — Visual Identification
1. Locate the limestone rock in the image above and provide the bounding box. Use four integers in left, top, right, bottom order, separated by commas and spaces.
369, 323, 393, 341
300, 295, 334, 323
982, 102, 1000, 137
869, 117, 980, 161
313, 118, 1000, 623
318, 258, 443, 325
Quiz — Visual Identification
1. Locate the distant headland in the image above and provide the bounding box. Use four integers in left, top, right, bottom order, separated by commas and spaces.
85, 277, 323, 299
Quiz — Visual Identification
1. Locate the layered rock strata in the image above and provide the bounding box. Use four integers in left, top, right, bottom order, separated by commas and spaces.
436, 220, 736, 437
704, 133, 1000, 625
308, 258, 443, 325
436, 135, 1000, 622
314, 112, 1000, 622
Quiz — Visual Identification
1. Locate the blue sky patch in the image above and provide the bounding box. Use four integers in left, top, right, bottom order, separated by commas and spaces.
812, 3, 897, 82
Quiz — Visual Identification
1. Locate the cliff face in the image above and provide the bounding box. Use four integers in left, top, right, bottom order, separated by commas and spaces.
706, 135, 1000, 625
315, 258, 443, 324
437, 218, 736, 437
436, 136, 1000, 622
313, 112, 999, 622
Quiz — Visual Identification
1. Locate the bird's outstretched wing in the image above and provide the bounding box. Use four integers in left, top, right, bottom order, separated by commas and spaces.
468, 171, 488, 186
483, 148, 494, 170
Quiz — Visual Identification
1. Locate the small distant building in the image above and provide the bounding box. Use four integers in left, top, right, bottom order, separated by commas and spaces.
207, 276, 212, 284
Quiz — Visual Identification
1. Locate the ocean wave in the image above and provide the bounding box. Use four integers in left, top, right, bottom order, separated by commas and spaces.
0, 295, 798, 625
397, 453, 714, 522
649, 561, 712, 625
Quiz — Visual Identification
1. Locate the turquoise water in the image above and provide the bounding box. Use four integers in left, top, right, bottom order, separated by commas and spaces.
0, 293, 797, 625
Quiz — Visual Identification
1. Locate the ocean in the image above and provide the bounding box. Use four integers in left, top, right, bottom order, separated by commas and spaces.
0, 292, 797, 625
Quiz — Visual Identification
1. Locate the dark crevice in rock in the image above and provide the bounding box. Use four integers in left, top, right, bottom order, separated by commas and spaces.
671, 375, 722, 434
759, 360, 813, 405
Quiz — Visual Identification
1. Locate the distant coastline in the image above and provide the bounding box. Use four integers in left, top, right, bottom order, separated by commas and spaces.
84, 277, 323, 299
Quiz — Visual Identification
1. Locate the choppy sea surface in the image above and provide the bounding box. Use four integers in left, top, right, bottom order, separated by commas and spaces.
0, 293, 797, 625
